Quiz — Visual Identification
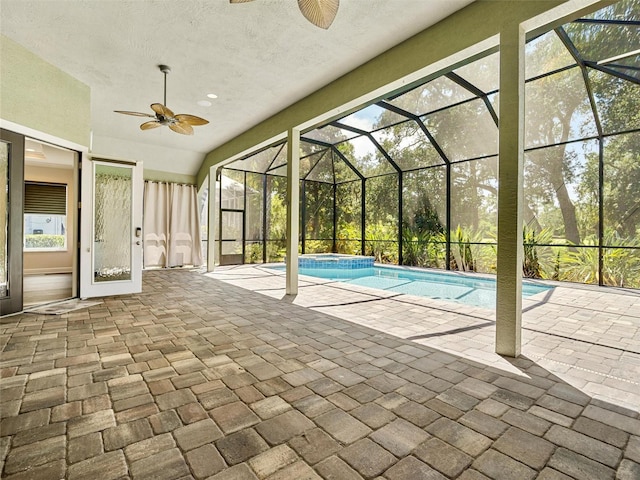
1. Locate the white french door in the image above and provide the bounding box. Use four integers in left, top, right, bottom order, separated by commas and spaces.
80, 157, 143, 298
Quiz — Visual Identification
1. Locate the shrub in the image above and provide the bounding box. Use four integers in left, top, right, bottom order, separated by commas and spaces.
522, 226, 554, 278
24, 234, 65, 249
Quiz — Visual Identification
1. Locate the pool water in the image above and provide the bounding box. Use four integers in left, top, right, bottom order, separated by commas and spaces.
272, 265, 552, 309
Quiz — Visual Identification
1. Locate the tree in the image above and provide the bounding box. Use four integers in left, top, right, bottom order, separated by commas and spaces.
524, 52, 587, 245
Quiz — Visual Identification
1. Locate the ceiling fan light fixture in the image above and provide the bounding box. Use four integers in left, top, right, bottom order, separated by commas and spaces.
298, 0, 339, 29
140, 121, 162, 131
230, 0, 339, 29
114, 65, 209, 135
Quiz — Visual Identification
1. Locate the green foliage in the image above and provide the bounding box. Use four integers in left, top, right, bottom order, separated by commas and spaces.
365, 222, 398, 263
305, 240, 332, 254
24, 234, 65, 249
402, 226, 445, 268
335, 241, 362, 255
521, 11, 640, 288
450, 226, 478, 272
304, 181, 333, 240
601, 247, 640, 289
245, 243, 263, 264
558, 232, 640, 287
267, 177, 287, 241
602, 135, 640, 239
472, 244, 498, 274
266, 240, 286, 263
336, 222, 361, 255
522, 226, 554, 278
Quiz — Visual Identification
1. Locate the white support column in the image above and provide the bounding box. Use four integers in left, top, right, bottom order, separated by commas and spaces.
286, 128, 300, 295
206, 168, 218, 272
496, 23, 525, 357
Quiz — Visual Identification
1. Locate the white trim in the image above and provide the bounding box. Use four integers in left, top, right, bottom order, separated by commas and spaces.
88, 152, 140, 165
285, 128, 300, 296
80, 158, 144, 298
24, 267, 73, 275
207, 171, 217, 272
23, 248, 68, 253
212, 133, 288, 170
521, 0, 605, 33
0, 119, 88, 155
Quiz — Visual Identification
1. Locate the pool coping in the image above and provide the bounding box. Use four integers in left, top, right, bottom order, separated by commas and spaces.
264, 261, 555, 310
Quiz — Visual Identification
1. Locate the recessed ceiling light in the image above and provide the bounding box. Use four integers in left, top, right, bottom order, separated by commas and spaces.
207, 93, 218, 99
197, 100, 212, 107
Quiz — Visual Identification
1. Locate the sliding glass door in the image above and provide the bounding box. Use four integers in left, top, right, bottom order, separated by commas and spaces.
0, 129, 24, 316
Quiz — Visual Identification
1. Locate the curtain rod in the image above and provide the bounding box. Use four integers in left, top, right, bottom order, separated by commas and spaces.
144, 180, 196, 187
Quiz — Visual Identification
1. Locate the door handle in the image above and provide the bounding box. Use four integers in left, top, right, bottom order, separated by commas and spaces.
136, 241, 141, 245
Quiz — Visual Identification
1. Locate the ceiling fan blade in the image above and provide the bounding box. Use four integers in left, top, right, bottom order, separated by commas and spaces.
140, 121, 162, 130
169, 122, 194, 135
297, 0, 339, 29
151, 103, 175, 119
114, 110, 155, 118
175, 114, 209, 126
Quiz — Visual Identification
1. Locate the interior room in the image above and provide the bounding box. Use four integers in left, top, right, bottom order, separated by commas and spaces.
22, 139, 77, 306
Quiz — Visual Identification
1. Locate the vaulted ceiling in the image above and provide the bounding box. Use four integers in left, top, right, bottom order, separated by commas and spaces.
1, 0, 474, 176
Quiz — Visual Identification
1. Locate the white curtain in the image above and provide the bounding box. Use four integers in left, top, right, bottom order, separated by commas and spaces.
143, 181, 203, 268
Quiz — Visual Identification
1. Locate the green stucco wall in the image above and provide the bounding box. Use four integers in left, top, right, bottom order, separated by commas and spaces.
0, 35, 90, 147
197, 0, 574, 187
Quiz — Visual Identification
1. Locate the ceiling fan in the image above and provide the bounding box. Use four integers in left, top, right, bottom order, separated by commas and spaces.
114, 65, 209, 135
230, 0, 339, 29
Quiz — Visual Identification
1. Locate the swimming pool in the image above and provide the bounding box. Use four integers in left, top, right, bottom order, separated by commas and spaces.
272, 264, 553, 309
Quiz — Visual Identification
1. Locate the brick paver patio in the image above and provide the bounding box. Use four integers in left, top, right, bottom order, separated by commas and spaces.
1, 267, 639, 479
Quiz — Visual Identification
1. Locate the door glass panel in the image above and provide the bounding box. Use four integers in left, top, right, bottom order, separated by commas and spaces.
1, 143, 8, 297
221, 170, 244, 209
221, 211, 243, 243
221, 240, 243, 255
94, 163, 132, 282
221, 210, 243, 258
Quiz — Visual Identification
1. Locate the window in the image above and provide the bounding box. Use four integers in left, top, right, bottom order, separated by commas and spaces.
24, 182, 67, 251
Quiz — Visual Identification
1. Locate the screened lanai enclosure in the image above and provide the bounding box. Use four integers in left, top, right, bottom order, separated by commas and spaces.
216, 1, 640, 289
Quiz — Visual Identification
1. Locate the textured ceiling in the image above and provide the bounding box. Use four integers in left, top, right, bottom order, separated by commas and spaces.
1, 0, 474, 177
